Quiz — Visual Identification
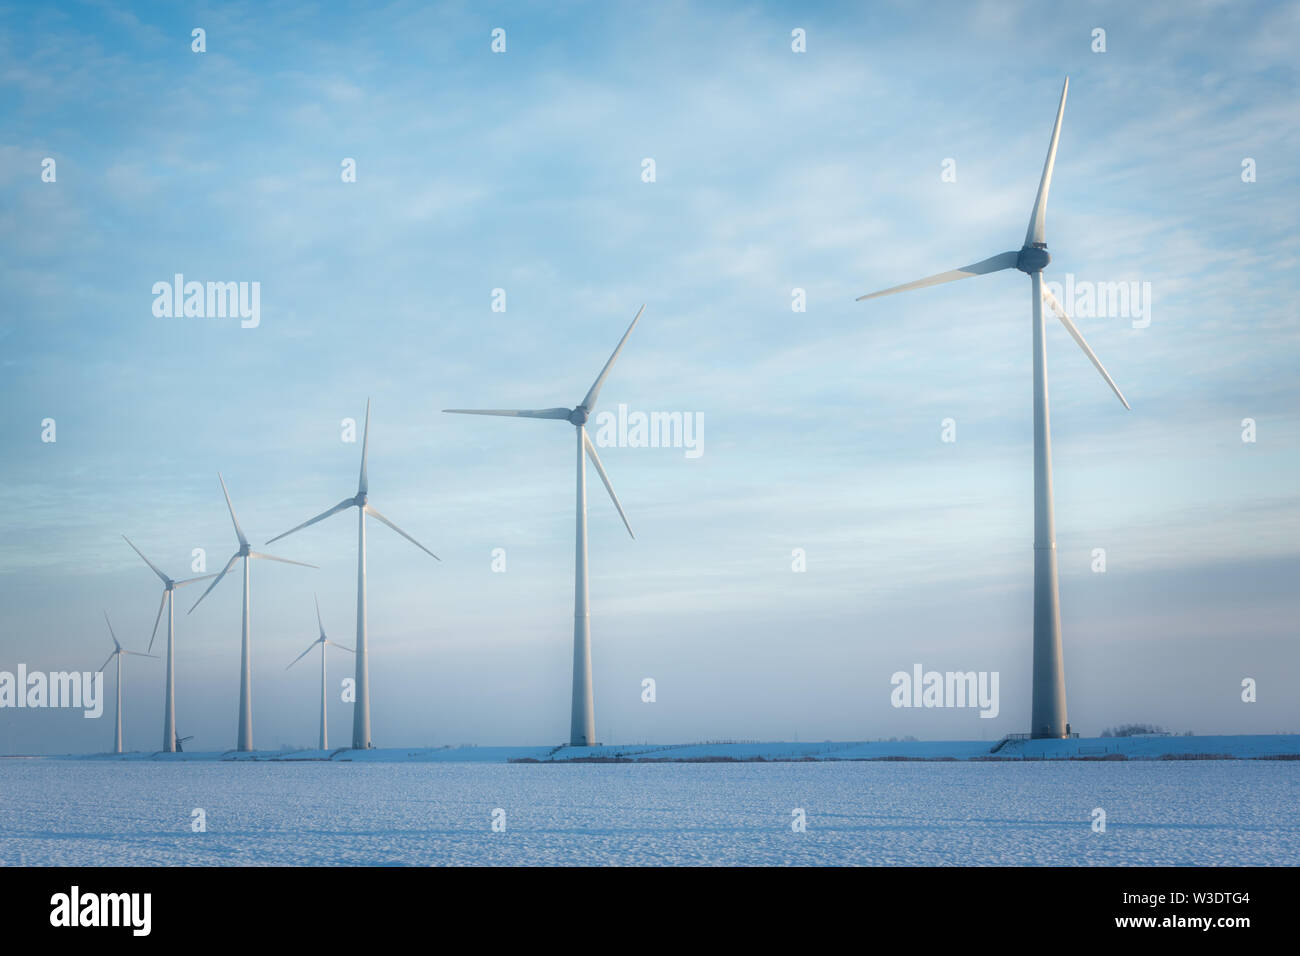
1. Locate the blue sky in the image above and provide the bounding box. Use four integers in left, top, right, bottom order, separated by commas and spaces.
1, 0, 1297, 753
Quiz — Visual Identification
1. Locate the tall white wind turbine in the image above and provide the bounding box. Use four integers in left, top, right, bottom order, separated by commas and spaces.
122, 536, 215, 753
98, 611, 157, 754
189, 473, 316, 752
856, 78, 1129, 739
444, 305, 643, 747
266, 400, 438, 750
286, 595, 354, 750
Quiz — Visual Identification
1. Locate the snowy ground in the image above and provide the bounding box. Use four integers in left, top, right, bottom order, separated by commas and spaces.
1, 760, 1296, 865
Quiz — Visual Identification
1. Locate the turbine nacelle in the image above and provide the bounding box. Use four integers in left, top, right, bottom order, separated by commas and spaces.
188, 476, 318, 616
287, 595, 355, 670
443, 304, 645, 544
265, 400, 436, 561
99, 611, 158, 673
854, 78, 1127, 413
1016, 244, 1051, 274
121, 535, 218, 651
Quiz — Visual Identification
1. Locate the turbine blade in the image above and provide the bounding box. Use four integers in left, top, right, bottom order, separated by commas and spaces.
266, 498, 356, 545
1025, 77, 1069, 247
172, 572, 219, 588
583, 431, 635, 539
147, 590, 166, 653
99, 651, 115, 673
856, 252, 1019, 301
358, 398, 371, 496
581, 304, 644, 411
442, 408, 571, 419
188, 553, 240, 614
286, 642, 316, 670
363, 504, 440, 560
249, 551, 319, 569
124, 650, 159, 659
328, 641, 355, 654
1042, 284, 1131, 410
122, 535, 169, 585
103, 610, 120, 650
217, 473, 249, 548
315, 593, 326, 639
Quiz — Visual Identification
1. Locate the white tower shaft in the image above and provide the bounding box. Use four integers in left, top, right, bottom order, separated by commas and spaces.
571, 424, 595, 746
114, 653, 123, 754
320, 643, 329, 751
162, 593, 176, 753
237, 556, 253, 751
352, 505, 370, 749
1030, 271, 1068, 738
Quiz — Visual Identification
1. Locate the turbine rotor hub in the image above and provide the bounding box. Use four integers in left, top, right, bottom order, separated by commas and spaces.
1016, 243, 1051, 274
568, 406, 590, 425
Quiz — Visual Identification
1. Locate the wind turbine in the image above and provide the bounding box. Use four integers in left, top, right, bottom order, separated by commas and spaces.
189, 473, 316, 752
444, 305, 643, 747
856, 77, 1129, 739
98, 611, 157, 754
122, 536, 216, 753
266, 400, 438, 750
286, 595, 354, 750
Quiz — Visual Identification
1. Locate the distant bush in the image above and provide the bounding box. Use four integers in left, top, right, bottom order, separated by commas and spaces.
1100, 723, 1167, 737
1159, 753, 1232, 760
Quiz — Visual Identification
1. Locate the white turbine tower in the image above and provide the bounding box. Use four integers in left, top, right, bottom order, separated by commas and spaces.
189, 473, 316, 752
444, 305, 643, 747
98, 611, 157, 754
122, 536, 215, 753
856, 77, 1129, 739
286, 595, 354, 750
266, 400, 438, 751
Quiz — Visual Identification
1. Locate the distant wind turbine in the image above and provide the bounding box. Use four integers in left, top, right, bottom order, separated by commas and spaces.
266, 400, 438, 750
98, 611, 157, 754
856, 77, 1129, 739
286, 595, 354, 750
122, 536, 215, 753
445, 305, 643, 747
189, 473, 316, 752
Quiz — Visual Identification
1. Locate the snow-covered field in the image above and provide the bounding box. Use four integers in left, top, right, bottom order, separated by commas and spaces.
1, 760, 1296, 865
